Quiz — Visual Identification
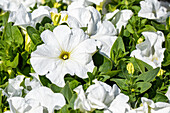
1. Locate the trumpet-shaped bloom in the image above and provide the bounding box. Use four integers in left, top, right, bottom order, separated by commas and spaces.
74, 80, 130, 112
90, 20, 118, 58
130, 31, 165, 68
7, 86, 66, 113
8, 5, 58, 29
67, 6, 101, 35
25, 87, 66, 113
7, 97, 44, 113
128, 97, 170, 113
104, 9, 133, 34
4, 75, 25, 97
0, 0, 41, 12
138, 0, 168, 23
30, 25, 97, 87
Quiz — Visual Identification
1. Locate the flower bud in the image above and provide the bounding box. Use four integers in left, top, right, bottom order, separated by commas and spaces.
157, 69, 165, 76
127, 62, 134, 74
137, 38, 144, 44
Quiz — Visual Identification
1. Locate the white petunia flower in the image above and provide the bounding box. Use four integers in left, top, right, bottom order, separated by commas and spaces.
25, 86, 66, 113
30, 25, 97, 87
104, 9, 133, 34
90, 20, 118, 58
104, 93, 130, 113
0, 0, 41, 12
4, 75, 25, 97
128, 97, 170, 113
7, 86, 65, 113
7, 97, 44, 113
74, 85, 92, 112
67, 6, 101, 36
8, 5, 58, 29
74, 80, 130, 112
138, 0, 169, 23
130, 31, 166, 68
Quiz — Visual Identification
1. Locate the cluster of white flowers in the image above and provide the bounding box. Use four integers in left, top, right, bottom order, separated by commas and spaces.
0, 0, 170, 113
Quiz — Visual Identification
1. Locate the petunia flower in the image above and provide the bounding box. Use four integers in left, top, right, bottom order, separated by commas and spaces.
8, 5, 58, 29
127, 97, 170, 113
6, 86, 66, 113
7, 97, 44, 113
0, 0, 41, 12
130, 31, 166, 68
74, 80, 130, 112
104, 9, 133, 34
67, 6, 101, 36
138, 0, 169, 23
4, 75, 25, 97
30, 25, 97, 87
25, 86, 66, 113
90, 20, 118, 58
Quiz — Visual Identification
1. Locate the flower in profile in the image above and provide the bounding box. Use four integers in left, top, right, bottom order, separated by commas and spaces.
130, 31, 166, 68
25, 86, 66, 113
8, 5, 58, 29
128, 97, 170, 113
90, 20, 118, 58
30, 25, 97, 87
104, 9, 133, 34
138, 0, 168, 23
4, 75, 25, 97
74, 80, 130, 112
6, 86, 66, 113
0, 0, 41, 12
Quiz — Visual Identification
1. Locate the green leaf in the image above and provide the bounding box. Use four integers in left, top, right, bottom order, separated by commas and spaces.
26, 26, 42, 45
131, 6, 141, 13
110, 78, 128, 90
126, 24, 134, 34
69, 93, 77, 109
39, 75, 52, 87
101, 70, 121, 77
130, 57, 153, 73
136, 67, 160, 82
60, 105, 69, 113
110, 36, 125, 63
136, 82, 152, 93
111, 36, 125, 53
3, 23, 23, 45
138, 25, 157, 33
99, 55, 112, 72
5, 53, 19, 68
11, 26, 23, 45
151, 21, 166, 30
87, 72, 94, 85
50, 84, 62, 93
69, 80, 80, 90
61, 82, 73, 103
93, 52, 112, 72
152, 92, 169, 103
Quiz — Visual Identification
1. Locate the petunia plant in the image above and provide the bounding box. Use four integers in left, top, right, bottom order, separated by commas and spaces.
0, 0, 170, 113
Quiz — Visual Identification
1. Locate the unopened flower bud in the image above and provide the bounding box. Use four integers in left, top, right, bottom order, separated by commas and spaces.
127, 62, 134, 74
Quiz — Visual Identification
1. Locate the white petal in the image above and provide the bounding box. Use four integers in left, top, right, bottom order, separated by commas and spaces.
30, 44, 60, 75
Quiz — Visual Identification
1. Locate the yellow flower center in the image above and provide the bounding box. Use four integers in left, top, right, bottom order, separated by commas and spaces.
59, 51, 70, 60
